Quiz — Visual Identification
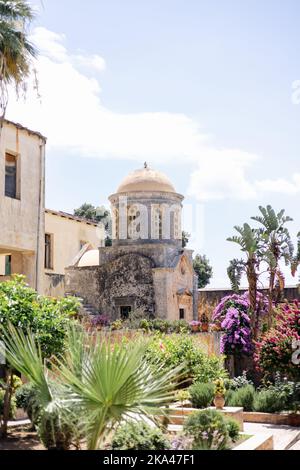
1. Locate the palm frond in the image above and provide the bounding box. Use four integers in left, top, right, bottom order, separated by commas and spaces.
55, 330, 183, 450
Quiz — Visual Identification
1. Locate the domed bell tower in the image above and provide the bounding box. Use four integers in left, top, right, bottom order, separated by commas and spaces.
109, 163, 184, 247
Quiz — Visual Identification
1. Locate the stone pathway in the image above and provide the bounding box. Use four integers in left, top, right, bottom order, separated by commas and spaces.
7, 419, 30, 428
244, 422, 300, 450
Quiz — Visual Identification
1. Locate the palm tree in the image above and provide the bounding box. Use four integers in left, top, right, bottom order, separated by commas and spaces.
0, 0, 36, 118
1, 325, 183, 450
251, 205, 294, 327
227, 223, 260, 338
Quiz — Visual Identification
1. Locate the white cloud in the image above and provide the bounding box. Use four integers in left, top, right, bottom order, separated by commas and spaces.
188, 149, 258, 201
6, 27, 299, 201
255, 173, 300, 195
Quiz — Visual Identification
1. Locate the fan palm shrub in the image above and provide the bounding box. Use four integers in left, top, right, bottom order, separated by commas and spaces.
1, 324, 183, 450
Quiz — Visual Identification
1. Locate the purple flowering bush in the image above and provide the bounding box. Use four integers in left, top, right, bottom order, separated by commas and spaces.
90, 314, 110, 328
212, 292, 268, 356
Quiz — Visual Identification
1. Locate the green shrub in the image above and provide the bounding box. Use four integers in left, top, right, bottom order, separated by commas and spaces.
226, 419, 240, 442
145, 334, 227, 384
170, 320, 190, 334
189, 382, 214, 409
226, 385, 255, 411
183, 409, 229, 450
150, 319, 172, 333
229, 372, 254, 391
15, 383, 38, 422
0, 390, 16, 419
112, 420, 171, 450
0, 275, 77, 359
37, 411, 75, 451
254, 389, 284, 413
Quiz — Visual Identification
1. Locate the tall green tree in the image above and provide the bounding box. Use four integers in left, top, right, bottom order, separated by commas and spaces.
251, 205, 294, 327
227, 223, 260, 338
227, 206, 298, 335
193, 254, 213, 289
0, 0, 36, 118
74, 203, 112, 246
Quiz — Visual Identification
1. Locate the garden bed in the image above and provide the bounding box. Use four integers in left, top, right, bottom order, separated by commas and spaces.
162, 403, 244, 431
243, 411, 300, 427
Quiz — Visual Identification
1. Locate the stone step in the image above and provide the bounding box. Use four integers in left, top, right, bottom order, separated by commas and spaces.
289, 439, 300, 450
244, 422, 300, 450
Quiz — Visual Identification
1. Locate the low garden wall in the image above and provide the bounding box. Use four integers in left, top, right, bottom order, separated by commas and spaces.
91, 330, 222, 356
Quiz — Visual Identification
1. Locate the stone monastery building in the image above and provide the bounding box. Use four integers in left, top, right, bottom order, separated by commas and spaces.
66, 164, 198, 322
0, 120, 198, 322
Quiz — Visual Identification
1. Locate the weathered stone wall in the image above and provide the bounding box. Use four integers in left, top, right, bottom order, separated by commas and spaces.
44, 273, 65, 298
66, 246, 195, 321
65, 266, 101, 308
66, 253, 155, 319
98, 253, 155, 319
99, 244, 183, 269
198, 286, 300, 308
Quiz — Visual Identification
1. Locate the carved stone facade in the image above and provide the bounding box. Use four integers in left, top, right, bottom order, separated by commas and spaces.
65, 165, 198, 321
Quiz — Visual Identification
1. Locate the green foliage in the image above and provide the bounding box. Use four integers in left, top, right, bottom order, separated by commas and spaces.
193, 254, 213, 289
254, 389, 284, 413
111, 319, 123, 330
226, 419, 240, 442
145, 334, 227, 384
184, 409, 229, 450
36, 410, 75, 451
3, 324, 183, 450
189, 382, 214, 409
73, 203, 112, 245
227, 259, 245, 292
175, 389, 191, 405
228, 372, 254, 391
15, 382, 38, 421
111, 420, 171, 450
214, 378, 226, 397
0, 389, 16, 419
254, 375, 300, 413
0, 0, 37, 114
0, 275, 78, 358
182, 231, 190, 248
226, 385, 255, 411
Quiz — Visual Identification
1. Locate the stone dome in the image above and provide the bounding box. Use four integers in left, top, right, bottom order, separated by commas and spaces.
78, 249, 99, 267
117, 164, 176, 194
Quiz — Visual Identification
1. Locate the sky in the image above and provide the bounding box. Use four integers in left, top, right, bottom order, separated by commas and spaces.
6, 0, 300, 287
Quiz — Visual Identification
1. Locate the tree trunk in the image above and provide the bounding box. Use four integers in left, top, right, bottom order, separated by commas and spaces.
247, 259, 258, 339
0, 369, 13, 438
268, 270, 276, 329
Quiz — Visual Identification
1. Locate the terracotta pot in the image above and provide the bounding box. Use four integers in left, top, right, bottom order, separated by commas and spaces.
191, 325, 199, 333
201, 323, 209, 332
214, 395, 225, 410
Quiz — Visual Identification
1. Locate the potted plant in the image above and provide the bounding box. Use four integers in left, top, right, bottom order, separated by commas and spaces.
200, 313, 209, 332
189, 320, 201, 333
213, 379, 226, 410
175, 389, 191, 413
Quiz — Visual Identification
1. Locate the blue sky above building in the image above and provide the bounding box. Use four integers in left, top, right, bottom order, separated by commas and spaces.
7, 0, 300, 287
